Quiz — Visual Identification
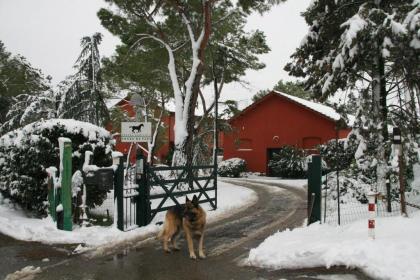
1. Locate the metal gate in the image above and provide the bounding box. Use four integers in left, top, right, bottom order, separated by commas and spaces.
114, 155, 217, 231
147, 164, 217, 223
113, 156, 143, 231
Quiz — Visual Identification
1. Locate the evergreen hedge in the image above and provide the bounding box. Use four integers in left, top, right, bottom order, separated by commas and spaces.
218, 158, 247, 177
0, 119, 113, 216
268, 146, 306, 178
319, 137, 358, 172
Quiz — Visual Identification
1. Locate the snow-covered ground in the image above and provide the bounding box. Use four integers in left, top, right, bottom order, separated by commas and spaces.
245, 178, 307, 189
225, 175, 307, 189
0, 181, 256, 250
248, 211, 420, 280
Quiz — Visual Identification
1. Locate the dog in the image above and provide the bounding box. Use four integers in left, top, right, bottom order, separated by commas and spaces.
130, 124, 144, 133
158, 195, 207, 259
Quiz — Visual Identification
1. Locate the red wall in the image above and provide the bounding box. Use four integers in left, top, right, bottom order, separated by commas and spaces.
223, 94, 350, 173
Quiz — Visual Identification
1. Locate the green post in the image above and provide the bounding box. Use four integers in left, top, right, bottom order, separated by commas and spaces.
61, 139, 73, 231
114, 156, 124, 231
308, 155, 322, 225
137, 153, 150, 226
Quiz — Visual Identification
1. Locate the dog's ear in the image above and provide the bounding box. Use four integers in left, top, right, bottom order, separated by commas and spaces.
192, 195, 199, 207
185, 196, 190, 203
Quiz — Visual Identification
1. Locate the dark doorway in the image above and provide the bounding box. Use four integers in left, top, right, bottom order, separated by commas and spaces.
266, 148, 282, 176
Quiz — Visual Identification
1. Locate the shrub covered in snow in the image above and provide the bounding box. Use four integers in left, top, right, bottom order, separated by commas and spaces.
268, 146, 306, 178
319, 137, 358, 171
0, 119, 113, 216
218, 158, 247, 177
322, 135, 419, 204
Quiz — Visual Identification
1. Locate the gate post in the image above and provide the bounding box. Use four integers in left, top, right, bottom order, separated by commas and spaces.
308, 155, 322, 225
136, 153, 150, 226
214, 163, 218, 209
59, 138, 73, 231
113, 155, 124, 231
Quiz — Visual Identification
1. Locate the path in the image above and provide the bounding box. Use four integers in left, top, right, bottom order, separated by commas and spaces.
9, 179, 371, 280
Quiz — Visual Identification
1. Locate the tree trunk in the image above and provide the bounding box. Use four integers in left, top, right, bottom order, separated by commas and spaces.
172, 1, 213, 167
408, 88, 419, 136
373, 49, 389, 194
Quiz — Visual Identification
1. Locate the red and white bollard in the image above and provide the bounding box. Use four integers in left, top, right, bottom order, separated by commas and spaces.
367, 191, 376, 239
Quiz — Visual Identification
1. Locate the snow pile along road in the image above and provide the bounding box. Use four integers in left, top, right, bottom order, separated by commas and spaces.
248, 211, 420, 280
0, 181, 256, 248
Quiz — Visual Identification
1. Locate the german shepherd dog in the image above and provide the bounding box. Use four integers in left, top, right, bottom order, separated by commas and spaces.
158, 195, 207, 259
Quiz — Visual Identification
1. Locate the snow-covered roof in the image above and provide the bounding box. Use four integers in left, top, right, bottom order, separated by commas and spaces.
272, 90, 341, 121
231, 90, 348, 125
106, 90, 130, 109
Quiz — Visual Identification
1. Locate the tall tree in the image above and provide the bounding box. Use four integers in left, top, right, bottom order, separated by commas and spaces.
59, 33, 109, 126
102, 43, 178, 164
285, 0, 419, 192
98, 0, 281, 166
0, 41, 49, 129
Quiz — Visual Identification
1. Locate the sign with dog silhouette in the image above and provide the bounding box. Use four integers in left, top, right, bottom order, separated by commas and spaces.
121, 122, 152, 142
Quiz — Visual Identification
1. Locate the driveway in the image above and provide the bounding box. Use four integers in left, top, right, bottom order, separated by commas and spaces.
0, 233, 75, 279
8, 179, 372, 280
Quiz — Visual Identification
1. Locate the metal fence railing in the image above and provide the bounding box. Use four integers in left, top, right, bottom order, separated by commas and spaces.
322, 172, 420, 225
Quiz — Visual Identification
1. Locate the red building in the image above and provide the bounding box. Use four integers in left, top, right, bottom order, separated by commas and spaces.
223, 91, 351, 174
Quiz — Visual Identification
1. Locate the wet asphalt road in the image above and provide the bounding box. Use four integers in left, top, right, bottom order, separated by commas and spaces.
0, 233, 75, 279
22, 179, 373, 280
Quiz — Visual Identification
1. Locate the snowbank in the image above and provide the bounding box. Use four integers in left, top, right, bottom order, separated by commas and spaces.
0, 181, 256, 249
248, 211, 420, 280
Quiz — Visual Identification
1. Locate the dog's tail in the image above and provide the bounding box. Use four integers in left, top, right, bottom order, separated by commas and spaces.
156, 222, 166, 240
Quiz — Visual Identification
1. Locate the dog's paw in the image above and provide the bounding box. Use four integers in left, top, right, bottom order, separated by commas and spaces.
173, 246, 180, 251
199, 252, 206, 259
189, 253, 197, 260
164, 249, 172, 254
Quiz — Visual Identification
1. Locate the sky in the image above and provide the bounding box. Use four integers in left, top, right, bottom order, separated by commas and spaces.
0, 0, 311, 107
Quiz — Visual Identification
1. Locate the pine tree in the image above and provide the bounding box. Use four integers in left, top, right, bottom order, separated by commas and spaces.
285, 0, 419, 193
98, 0, 281, 166
59, 33, 109, 126
0, 41, 49, 129
0, 90, 57, 133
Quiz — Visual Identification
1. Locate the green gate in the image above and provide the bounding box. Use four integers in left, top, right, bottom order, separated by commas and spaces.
146, 164, 217, 223
115, 156, 217, 231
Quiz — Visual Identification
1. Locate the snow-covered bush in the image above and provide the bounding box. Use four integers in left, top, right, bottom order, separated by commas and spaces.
0, 119, 113, 216
324, 134, 419, 204
218, 158, 247, 177
268, 146, 306, 178
319, 137, 358, 172
324, 170, 369, 204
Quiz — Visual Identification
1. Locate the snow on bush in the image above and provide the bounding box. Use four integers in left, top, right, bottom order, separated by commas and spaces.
322, 135, 419, 205
268, 146, 306, 178
218, 158, 247, 177
0, 119, 113, 216
319, 137, 357, 172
